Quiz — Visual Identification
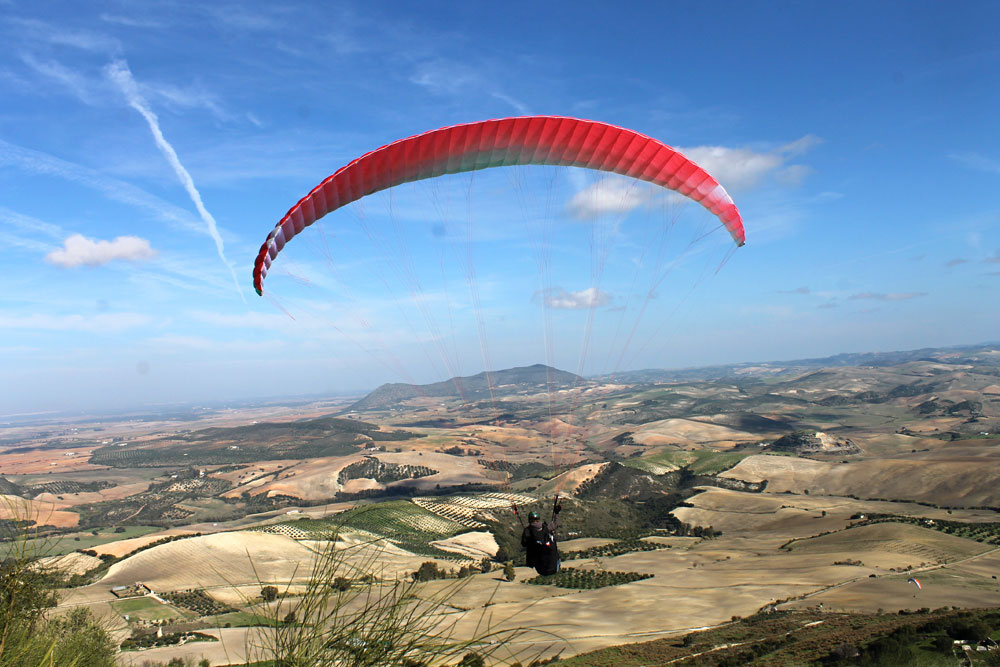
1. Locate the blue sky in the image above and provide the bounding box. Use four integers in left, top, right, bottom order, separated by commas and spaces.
2, 1, 999, 414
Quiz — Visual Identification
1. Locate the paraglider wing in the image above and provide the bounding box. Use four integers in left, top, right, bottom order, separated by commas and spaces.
908, 577, 922, 590
252, 116, 746, 295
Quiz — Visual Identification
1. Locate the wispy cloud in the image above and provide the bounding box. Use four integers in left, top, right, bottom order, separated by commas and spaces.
19, 53, 106, 105
99, 14, 164, 29
538, 287, 612, 309
146, 334, 284, 353
946, 258, 967, 268
814, 191, 844, 201
18, 35, 236, 123
45, 234, 156, 268
776, 135, 824, 156
849, 291, 927, 301
490, 91, 531, 115
409, 59, 480, 94
189, 310, 295, 330
144, 80, 231, 121
0, 206, 64, 241
779, 286, 811, 295
949, 152, 1000, 175
986, 249, 1000, 264
199, 4, 288, 32
0, 312, 153, 332
107, 59, 244, 301
8, 17, 120, 54
410, 58, 529, 115
0, 138, 204, 234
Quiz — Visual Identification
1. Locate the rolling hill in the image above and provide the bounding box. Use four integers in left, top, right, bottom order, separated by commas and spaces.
347, 364, 584, 411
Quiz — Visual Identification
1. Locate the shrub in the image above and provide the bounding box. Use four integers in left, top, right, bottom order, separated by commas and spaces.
245, 537, 537, 666
0, 501, 117, 666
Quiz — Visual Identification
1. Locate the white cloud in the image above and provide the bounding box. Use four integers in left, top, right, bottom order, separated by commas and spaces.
566, 177, 655, 220
0, 313, 153, 332
45, 234, 156, 268
675, 146, 780, 191
540, 287, 612, 309
677, 135, 821, 192
564, 135, 821, 220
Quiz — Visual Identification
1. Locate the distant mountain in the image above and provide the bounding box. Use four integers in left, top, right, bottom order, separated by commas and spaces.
348, 364, 583, 412
601, 343, 1000, 384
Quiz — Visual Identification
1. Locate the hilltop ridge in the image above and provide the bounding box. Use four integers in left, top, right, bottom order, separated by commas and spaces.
601, 342, 1000, 383
348, 364, 583, 411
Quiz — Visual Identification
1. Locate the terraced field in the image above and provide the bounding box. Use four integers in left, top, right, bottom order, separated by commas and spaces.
257, 500, 471, 558
413, 491, 536, 527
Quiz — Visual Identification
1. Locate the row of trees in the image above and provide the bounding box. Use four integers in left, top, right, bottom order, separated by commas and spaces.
410, 557, 496, 582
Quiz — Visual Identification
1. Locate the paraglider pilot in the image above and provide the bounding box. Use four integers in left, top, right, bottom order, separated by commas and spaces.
521, 496, 562, 576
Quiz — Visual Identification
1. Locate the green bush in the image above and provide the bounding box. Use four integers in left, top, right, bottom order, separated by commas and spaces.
1, 506, 116, 666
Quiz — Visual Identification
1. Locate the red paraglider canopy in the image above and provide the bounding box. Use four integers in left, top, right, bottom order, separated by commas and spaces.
253, 115, 745, 295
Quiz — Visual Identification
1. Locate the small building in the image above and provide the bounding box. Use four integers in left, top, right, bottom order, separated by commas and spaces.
111, 582, 151, 598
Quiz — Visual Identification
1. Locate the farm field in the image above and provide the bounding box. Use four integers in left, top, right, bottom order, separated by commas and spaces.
97, 532, 320, 591
35, 551, 102, 576
0, 495, 80, 528
721, 451, 1000, 506
74, 486, 1000, 664
783, 522, 992, 568
259, 499, 468, 557
110, 596, 187, 622
4, 346, 998, 663
2, 524, 161, 558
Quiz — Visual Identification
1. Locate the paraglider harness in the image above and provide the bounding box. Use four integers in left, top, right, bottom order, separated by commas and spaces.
515, 496, 562, 576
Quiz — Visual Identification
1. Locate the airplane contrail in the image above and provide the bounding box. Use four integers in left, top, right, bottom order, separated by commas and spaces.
107, 59, 244, 302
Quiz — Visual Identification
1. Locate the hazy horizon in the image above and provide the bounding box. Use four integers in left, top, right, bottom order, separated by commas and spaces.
4, 339, 998, 420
